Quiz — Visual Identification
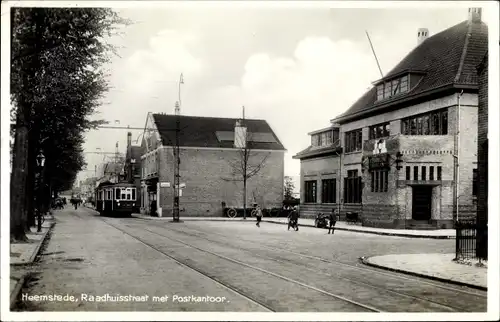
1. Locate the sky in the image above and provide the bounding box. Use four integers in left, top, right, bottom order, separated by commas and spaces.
78, 3, 495, 187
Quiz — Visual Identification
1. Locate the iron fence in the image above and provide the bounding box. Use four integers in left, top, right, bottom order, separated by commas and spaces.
455, 220, 482, 260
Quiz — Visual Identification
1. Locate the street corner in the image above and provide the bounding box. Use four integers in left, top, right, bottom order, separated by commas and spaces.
360, 253, 487, 291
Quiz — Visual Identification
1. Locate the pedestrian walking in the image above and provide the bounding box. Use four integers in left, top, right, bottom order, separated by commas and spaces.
255, 205, 263, 227
328, 208, 338, 234
287, 206, 299, 231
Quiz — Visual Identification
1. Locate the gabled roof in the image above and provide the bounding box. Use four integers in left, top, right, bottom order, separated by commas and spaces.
152, 114, 286, 151
333, 18, 488, 124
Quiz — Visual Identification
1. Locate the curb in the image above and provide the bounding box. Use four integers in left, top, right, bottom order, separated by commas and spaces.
263, 220, 455, 239
11, 221, 56, 267
10, 275, 27, 309
131, 215, 267, 222
360, 256, 487, 291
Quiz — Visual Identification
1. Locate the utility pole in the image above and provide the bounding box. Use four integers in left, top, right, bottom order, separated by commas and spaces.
172, 73, 184, 222
173, 101, 181, 222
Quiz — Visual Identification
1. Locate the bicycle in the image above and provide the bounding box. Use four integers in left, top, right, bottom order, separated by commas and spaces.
226, 207, 258, 218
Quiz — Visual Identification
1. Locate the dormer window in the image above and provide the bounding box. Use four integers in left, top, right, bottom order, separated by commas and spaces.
311, 129, 338, 147
376, 75, 409, 101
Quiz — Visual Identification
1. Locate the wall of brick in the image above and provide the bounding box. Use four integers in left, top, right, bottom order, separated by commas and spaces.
156, 146, 284, 217
299, 92, 479, 228
477, 55, 488, 228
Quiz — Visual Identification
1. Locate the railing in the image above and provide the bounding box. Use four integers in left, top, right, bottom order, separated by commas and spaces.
455, 220, 486, 260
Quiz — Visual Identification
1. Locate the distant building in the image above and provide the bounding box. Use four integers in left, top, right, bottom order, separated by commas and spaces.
294, 8, 487, 229
123, 132, 144, 212
140, 113, 286, 217
80, 177, 98, 200
476, 51, 488, 258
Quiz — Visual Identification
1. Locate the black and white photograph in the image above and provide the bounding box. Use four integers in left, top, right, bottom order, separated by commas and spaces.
1, 1, 499, 320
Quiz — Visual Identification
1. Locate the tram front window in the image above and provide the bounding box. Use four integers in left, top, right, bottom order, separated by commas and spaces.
115, 188, 121, 200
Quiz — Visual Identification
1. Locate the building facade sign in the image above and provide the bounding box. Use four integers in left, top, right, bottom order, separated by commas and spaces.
368, 153, 390, 170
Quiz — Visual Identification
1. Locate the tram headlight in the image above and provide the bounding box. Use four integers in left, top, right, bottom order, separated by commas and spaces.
117, 202, 120, 206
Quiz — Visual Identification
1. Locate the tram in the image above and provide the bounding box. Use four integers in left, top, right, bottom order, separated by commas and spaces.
95, 181, 137, 217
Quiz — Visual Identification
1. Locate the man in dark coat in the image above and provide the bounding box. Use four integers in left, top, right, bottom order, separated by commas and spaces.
328, 208, 338, 234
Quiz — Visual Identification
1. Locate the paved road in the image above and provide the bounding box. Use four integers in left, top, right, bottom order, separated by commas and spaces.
18, 207, 487, 312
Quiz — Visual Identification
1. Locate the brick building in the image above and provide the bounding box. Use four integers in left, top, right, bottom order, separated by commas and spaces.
476, 51, 488, 258
294, 8, 488, 229
139, 113, 285, 217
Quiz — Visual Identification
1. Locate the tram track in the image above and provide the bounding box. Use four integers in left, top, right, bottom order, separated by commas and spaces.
135, 223, 480, 312
74, 209, 486, 312
102, 218, 381, 312
100, 219, 275, 312
156, 220, 486, 298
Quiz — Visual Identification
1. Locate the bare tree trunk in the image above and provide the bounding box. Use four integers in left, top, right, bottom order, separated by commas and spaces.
243, 176, 247, 219
26, 133, 37, 230
10, 109, 29, 242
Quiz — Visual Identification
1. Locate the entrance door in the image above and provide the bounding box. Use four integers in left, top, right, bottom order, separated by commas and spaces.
412, 186, 432, 220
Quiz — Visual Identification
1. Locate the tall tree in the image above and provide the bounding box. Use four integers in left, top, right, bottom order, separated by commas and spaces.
10, 7, 127, 241
284, 176, 295, 201
224, 120, 270, 219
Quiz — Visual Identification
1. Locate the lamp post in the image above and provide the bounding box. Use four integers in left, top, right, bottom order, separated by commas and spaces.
36, 151, 46, 232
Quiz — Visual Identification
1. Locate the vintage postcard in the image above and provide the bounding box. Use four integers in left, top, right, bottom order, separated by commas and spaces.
1, 1, 498, 321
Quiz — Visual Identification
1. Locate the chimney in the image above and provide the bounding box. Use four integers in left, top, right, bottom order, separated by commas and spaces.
127, 132, 132, 147
417, 28, 429, 46
234, 119, 247, 148
468, 8, 482, 23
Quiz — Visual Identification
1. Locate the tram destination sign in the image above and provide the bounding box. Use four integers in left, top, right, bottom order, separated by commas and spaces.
368, 153, 390, 170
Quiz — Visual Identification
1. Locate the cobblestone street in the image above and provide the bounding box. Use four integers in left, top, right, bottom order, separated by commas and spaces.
16, 207, 487, 312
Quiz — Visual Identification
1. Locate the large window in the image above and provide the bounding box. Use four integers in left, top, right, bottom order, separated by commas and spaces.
344, 129, 362, 153
305, 180, 317, 203
401, 109, 448, 135
321, 179, 336, 203
371, 170, 389, 192
344, 170, 362, 203
369, 123, 390, 140
376, 75, 409, 101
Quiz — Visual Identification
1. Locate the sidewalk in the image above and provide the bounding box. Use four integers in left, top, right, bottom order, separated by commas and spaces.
130, 213, 455, 239
10, 217, 56, 308
361, 253, 487, 290
263, 217, 455, 239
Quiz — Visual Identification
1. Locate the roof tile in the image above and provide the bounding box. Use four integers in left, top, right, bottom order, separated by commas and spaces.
152, 114, 286, 150
335, 19, 488, 123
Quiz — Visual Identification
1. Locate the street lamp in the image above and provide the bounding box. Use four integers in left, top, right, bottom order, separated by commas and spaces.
36, 151, 45, 232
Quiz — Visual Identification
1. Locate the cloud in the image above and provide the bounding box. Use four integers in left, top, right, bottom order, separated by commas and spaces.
187, 36, 382, 176
236, 37, 380, 174
123, 29, 205, 95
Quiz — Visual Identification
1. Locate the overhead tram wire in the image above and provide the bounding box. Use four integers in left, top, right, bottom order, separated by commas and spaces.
96, 125, 189, 132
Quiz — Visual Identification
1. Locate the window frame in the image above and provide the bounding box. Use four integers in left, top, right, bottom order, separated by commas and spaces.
371, 169, 389, 193
401, 108, 449, 136
369, 122, 391, 140
304, 180, 317, 203
321, 179, 337, 204
344, 171, 362, 203
345, 129, 363, 153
